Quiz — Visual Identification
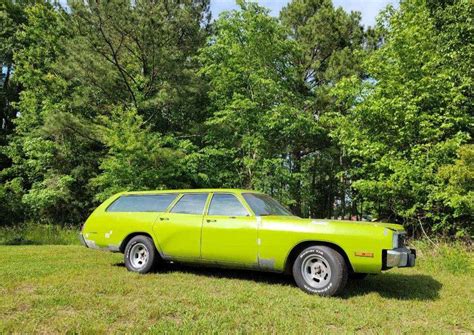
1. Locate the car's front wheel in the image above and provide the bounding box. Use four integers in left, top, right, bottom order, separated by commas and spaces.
292, 245, 348, 296
124, 235, 157, 274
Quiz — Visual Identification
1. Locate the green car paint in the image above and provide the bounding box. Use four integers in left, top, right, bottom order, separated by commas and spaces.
81, 189, 414, 275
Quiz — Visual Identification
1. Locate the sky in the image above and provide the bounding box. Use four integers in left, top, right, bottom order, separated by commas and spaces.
211, 0, 398, 27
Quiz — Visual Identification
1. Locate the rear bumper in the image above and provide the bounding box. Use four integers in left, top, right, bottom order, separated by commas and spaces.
78, 233, 88, 248
383, 248, 416, 269
79, 232, 120, 252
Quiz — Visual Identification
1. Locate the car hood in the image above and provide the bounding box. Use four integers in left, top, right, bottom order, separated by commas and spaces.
313, 219, 405, 232
260, 216, 405, 232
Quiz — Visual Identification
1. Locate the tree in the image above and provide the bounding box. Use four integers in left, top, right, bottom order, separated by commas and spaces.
198, 1, 320, 212
0, 0, 34, 144
330, 0, 473, 234
65, 0, 211, 133
0, 0, 34, 224
1, 0, 471, 239
280, 0, 366, 217
2, 2, 92, 224
431, 145, 473, 237
90, 106, 192, 201
3, 0, 211, 225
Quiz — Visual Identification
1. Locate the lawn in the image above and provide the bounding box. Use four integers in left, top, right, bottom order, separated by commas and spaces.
0, 242, 472, 333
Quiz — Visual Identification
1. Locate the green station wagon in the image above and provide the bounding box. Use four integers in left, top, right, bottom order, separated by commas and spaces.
80, 189, 416, 296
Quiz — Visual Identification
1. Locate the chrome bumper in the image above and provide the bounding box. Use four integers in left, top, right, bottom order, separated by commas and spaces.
78, 233, 88, 248
384, 248, 416, 269
78, 232, 120, 252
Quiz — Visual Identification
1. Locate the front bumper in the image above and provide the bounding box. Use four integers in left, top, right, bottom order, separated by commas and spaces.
383, 248, 416, 269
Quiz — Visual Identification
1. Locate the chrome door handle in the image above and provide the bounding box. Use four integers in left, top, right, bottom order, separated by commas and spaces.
160, 217, 169, 221
206, 219, 217, 223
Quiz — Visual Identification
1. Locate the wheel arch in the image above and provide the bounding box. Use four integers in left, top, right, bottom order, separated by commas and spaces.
284, 240, 353, 274
119, 232, 159, 254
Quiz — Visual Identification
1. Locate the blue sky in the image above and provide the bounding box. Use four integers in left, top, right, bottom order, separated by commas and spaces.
211, 0, 398, 27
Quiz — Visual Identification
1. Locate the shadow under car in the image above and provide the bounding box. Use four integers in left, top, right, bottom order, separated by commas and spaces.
113, 262, 441, 301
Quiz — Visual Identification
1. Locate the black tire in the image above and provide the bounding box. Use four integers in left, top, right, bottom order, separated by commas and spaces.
349, 272, 368, 280
124, 235, 158, 274
292, 245, 348, 296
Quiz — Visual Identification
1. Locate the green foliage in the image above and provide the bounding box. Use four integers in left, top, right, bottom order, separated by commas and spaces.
0, 0, 31, 136
91, 107, 191, 201
1, 2, 73, 224
431, 145, 474, 236
279, 0, 367, 216
0, 0, 32, 224
0, 0, 472, 238
1, 0, 210, 225
329, 0, 473, 235
66, 0, 210, 132
198, 2, 306, 200
197, 0, 365, 216
0, 178, 24, 225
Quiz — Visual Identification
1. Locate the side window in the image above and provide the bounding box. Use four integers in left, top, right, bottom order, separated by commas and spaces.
208, 194, 249, 216
170, 194, 209, 215
107, 194, 177, 212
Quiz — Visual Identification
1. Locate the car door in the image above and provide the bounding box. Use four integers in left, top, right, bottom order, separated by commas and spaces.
201, 193, 258, 266
153, 193, 209, 261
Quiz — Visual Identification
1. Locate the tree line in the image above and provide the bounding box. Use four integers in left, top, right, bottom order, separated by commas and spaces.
0, 0, 472, 238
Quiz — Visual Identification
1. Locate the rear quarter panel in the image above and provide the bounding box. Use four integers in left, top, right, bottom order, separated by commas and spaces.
82, 193, 159, 251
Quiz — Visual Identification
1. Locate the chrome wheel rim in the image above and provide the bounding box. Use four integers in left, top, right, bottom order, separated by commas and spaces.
130, 243, 149, 269
301, 254, 332, 288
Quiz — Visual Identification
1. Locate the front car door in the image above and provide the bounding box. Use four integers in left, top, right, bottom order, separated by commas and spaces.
153, 193, 209, 261
201, 193, 258, 267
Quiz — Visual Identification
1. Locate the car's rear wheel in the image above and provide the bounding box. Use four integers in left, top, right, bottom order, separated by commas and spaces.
292, 245, 348, 296
124, 235, 157, 274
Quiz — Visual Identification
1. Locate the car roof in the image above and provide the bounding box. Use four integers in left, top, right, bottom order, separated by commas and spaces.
120, 189, 263, 196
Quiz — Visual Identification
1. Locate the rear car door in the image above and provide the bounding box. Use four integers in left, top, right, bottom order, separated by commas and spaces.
153, 193, 209, 261
201, 193, 258, 266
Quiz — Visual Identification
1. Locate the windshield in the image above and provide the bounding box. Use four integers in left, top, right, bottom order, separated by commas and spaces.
242, 193, 294, 216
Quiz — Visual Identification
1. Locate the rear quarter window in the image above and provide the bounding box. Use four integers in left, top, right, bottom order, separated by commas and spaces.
107, 194, 177, 212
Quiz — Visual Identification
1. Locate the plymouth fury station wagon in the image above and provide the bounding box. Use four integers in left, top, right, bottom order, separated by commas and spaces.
80, 189, 416, 296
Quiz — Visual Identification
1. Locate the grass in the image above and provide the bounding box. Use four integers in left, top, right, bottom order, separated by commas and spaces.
0, 223, 79, 246
0, 235, 472, 333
